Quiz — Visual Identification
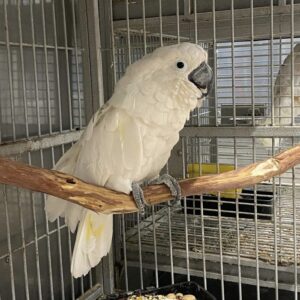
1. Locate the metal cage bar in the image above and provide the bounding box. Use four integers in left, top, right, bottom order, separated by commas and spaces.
0, 0, 102, 298
40, 148, 55, 300
41, 0, 52, 135
110, 2, 300, 299
2, 1, 300, 299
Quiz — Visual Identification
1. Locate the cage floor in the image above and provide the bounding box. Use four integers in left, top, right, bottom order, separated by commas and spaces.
125, 185, 300, 269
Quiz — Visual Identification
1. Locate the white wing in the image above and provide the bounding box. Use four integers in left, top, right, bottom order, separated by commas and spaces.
45, 103, 146, 277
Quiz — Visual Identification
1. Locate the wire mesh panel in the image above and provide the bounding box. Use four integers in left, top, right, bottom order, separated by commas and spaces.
110, 1, 300, 300
0, 1, 99, 299
0, 0, 87, 142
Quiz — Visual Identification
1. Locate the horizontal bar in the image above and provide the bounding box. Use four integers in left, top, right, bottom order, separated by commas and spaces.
114, 3, 300, 25
76, 284, 103, 300
0, 130, 83, 156
113, 4, 300, 41
127, 242, 299, 273
114, 28, 190, 41
181, 126, 300, 138
127, 260, 300, 292
0, 40, 83, 51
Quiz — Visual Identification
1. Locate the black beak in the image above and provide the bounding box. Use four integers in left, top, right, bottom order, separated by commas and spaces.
188, 62, 213, 97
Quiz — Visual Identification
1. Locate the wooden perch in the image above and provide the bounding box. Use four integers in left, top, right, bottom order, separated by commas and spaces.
0, 144, 300, 214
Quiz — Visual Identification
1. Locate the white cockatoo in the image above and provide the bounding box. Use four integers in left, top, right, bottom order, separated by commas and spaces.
259, 44, 300, 147
45, 42, 213, 278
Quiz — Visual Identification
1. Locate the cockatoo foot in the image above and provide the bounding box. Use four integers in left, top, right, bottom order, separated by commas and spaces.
132, 174, 181, 215
149, 174, 182, 204
131, 182, 147, 216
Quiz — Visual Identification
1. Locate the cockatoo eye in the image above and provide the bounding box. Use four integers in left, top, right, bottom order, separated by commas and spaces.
176, 61, 185, 69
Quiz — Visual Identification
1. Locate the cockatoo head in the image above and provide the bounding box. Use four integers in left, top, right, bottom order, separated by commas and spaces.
148, 42, 213, 101
113, 43, 213, 113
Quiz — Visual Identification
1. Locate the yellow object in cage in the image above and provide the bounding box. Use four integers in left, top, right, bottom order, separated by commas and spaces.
187, 163, 242, 199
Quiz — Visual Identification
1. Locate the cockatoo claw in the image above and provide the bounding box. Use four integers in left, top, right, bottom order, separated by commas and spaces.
149, 174, 182, 204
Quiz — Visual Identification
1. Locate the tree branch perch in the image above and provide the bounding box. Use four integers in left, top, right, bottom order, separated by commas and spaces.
0, 144, 300, 214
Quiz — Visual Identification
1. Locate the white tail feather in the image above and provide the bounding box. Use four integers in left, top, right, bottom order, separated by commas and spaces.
45, 117, 113, 277
45, 141, 85, 233
45, 195, 68, 222
45, 195, 84, 233
71, 211, 113, 278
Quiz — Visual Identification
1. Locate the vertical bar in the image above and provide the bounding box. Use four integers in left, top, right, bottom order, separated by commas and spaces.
184, 0, 191, 18
3, 185, 16, 300
291, 0, 295, 126
271, 139, 279, 300
181, 137, 190, 281
212, 0, 218, 127
250, 0, 255, 126
51, 0, 63, 132
158, 0, 163, 47
61, 144, 75, 299
292, 136, 298, 299
137, 213, 144, 289
176, 0, 180, 43
152, 206, 159, 287
277, 54, 283, 248
270, 0, 275, 126
252, 138, 260, 300
82, 0, 105, 115
17, 0, 29, 138
138, 7, 148, 286
4, 0, 16, 141
17, 187, 30, 300
89, 263, 93, 288
191, 138, 196, 215
71, 0, 82, 128
67, 231, 75, 300
167, 201, 175, 284
194, 0, 202, 127
41, 0, 52, 134
80, 264, 84, 293
28, 153, 43, 300
121, 215, 129, 291
40, 149, 54, 300
270, 1, 278, 298
198, 138, 207, 289
166, 158, 174, 284
216, 138, 225, 300
125, 0, 131, 65
231, 0, 236, 127
62, 0, 73, 130
279, 36, 282, 125
30, 0, 41, 136
277, 29, 283, 246
123, 37, 126, 73
89, 258, 93, 287
120, 39, 125, 79
115, 39, 120, 80
138, 34, 143, 59
194, 0, 197, 43
50, 148, 65, 300
110, 0, 117, 85
290, 0, 297, 292
142, 0, 147, 54
234, 138, 242, 300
